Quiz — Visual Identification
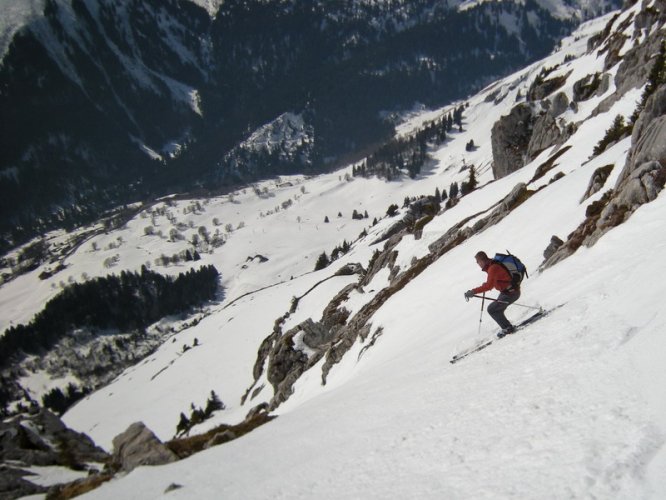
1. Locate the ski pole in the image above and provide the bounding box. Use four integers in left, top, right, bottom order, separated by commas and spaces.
477, 292, 485, 335
471, 294, 542, 311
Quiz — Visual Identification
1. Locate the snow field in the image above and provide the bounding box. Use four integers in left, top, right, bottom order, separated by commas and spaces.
2, 5, 665, 497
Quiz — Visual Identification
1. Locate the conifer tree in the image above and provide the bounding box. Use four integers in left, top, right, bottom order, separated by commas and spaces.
204, 390, 225, 417
314, 252, 330, 271
176, 412, 190, 435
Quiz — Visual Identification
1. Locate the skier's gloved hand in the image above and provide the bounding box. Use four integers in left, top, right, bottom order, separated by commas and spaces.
464, 290, 474, 301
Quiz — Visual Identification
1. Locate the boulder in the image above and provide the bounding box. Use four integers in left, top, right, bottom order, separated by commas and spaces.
110, 422, 178, 473
550, 92, 569, 117
543, 235, 564, 262
581, 165, 614, 202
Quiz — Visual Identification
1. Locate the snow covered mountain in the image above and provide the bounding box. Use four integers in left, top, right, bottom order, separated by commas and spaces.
1, 0, 666, 497
0, 0, 619, 253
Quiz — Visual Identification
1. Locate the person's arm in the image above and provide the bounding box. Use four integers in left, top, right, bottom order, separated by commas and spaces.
472, 266, 496, 294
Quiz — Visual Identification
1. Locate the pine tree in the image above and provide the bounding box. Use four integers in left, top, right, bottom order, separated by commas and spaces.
204, 390, 225, 417
466, 166, 477, 193
314, 252, 330, 271
176, 412, 190, 435
593, 115, 631, 156
449, 182, 459, 199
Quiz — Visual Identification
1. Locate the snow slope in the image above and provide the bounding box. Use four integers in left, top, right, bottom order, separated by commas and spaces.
1, 3, 665, 498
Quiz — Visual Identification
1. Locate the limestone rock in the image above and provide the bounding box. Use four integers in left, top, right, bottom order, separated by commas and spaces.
573, 73, 602, 102
595, 31, 665, 115
543, 235, 564, 262
110, 422, 178, 473
204, 430, 236, 449
334, 262, 365, 276
581, 165, 614, 202
527, 71, 570, 101
604, 161, 666, 219
0, 409, 108, 468
0, 465, 47, 499
550, 92, 569, 117
491, 103, 535, 178
527, 112, 561, 160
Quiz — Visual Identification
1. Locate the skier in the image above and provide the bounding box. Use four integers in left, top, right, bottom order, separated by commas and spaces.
464, 251, 520, 337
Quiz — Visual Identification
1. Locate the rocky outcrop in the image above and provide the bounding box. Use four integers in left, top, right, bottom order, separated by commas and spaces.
491, 103, 536, 178
550, 91, 570, 117
527, 112, 562, 160
0, 409, 108, 500
619, 84, 666, 184
573, 73, 604, 102
373, 197, 440, 244
594, 29, 665, 115
0, 409, 108, 467
527, 71, 571, 101
544, 84, 666, 269
110, 422, 178, 473
0, 465, 47, 499
581, 165, 614, 201
543, 236, 564, 261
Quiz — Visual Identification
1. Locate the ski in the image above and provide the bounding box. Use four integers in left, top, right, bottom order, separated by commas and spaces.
450, 309, 549, 364
449, 338, 495, 363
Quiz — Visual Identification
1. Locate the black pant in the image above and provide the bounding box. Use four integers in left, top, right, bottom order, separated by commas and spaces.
487, 289, 520, 330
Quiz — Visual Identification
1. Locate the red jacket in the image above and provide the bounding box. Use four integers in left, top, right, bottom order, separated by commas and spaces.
473, 262, 513, 294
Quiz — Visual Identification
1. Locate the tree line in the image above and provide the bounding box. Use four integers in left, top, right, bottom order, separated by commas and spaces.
0, 265, 220, 369
353, 106, 465, 180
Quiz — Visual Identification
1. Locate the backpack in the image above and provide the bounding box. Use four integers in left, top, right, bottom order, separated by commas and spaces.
493, 251, 528, 289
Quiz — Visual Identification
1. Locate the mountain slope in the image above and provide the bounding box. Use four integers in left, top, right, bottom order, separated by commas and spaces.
1, 0, 665, 497
0, 0, 618, 252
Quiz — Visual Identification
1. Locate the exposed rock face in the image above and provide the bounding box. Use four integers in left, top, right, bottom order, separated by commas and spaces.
374, 197, 440, 244
550, 91, 570, 117
573, 73, 603, 102
527, 71, 571, 101
581, 165, 615, 201
110, 422, 178, 473
594, 30, 665, 115
544, 84, 666, 269
0, 409, 108, 467
0, 409, 108, 499
619, 85, 666, 185
491, 104, 536, 178
0, 465, 47, 499
602, 160, 666, 217
543, 235, 564, 262
527, 112, 562, 160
